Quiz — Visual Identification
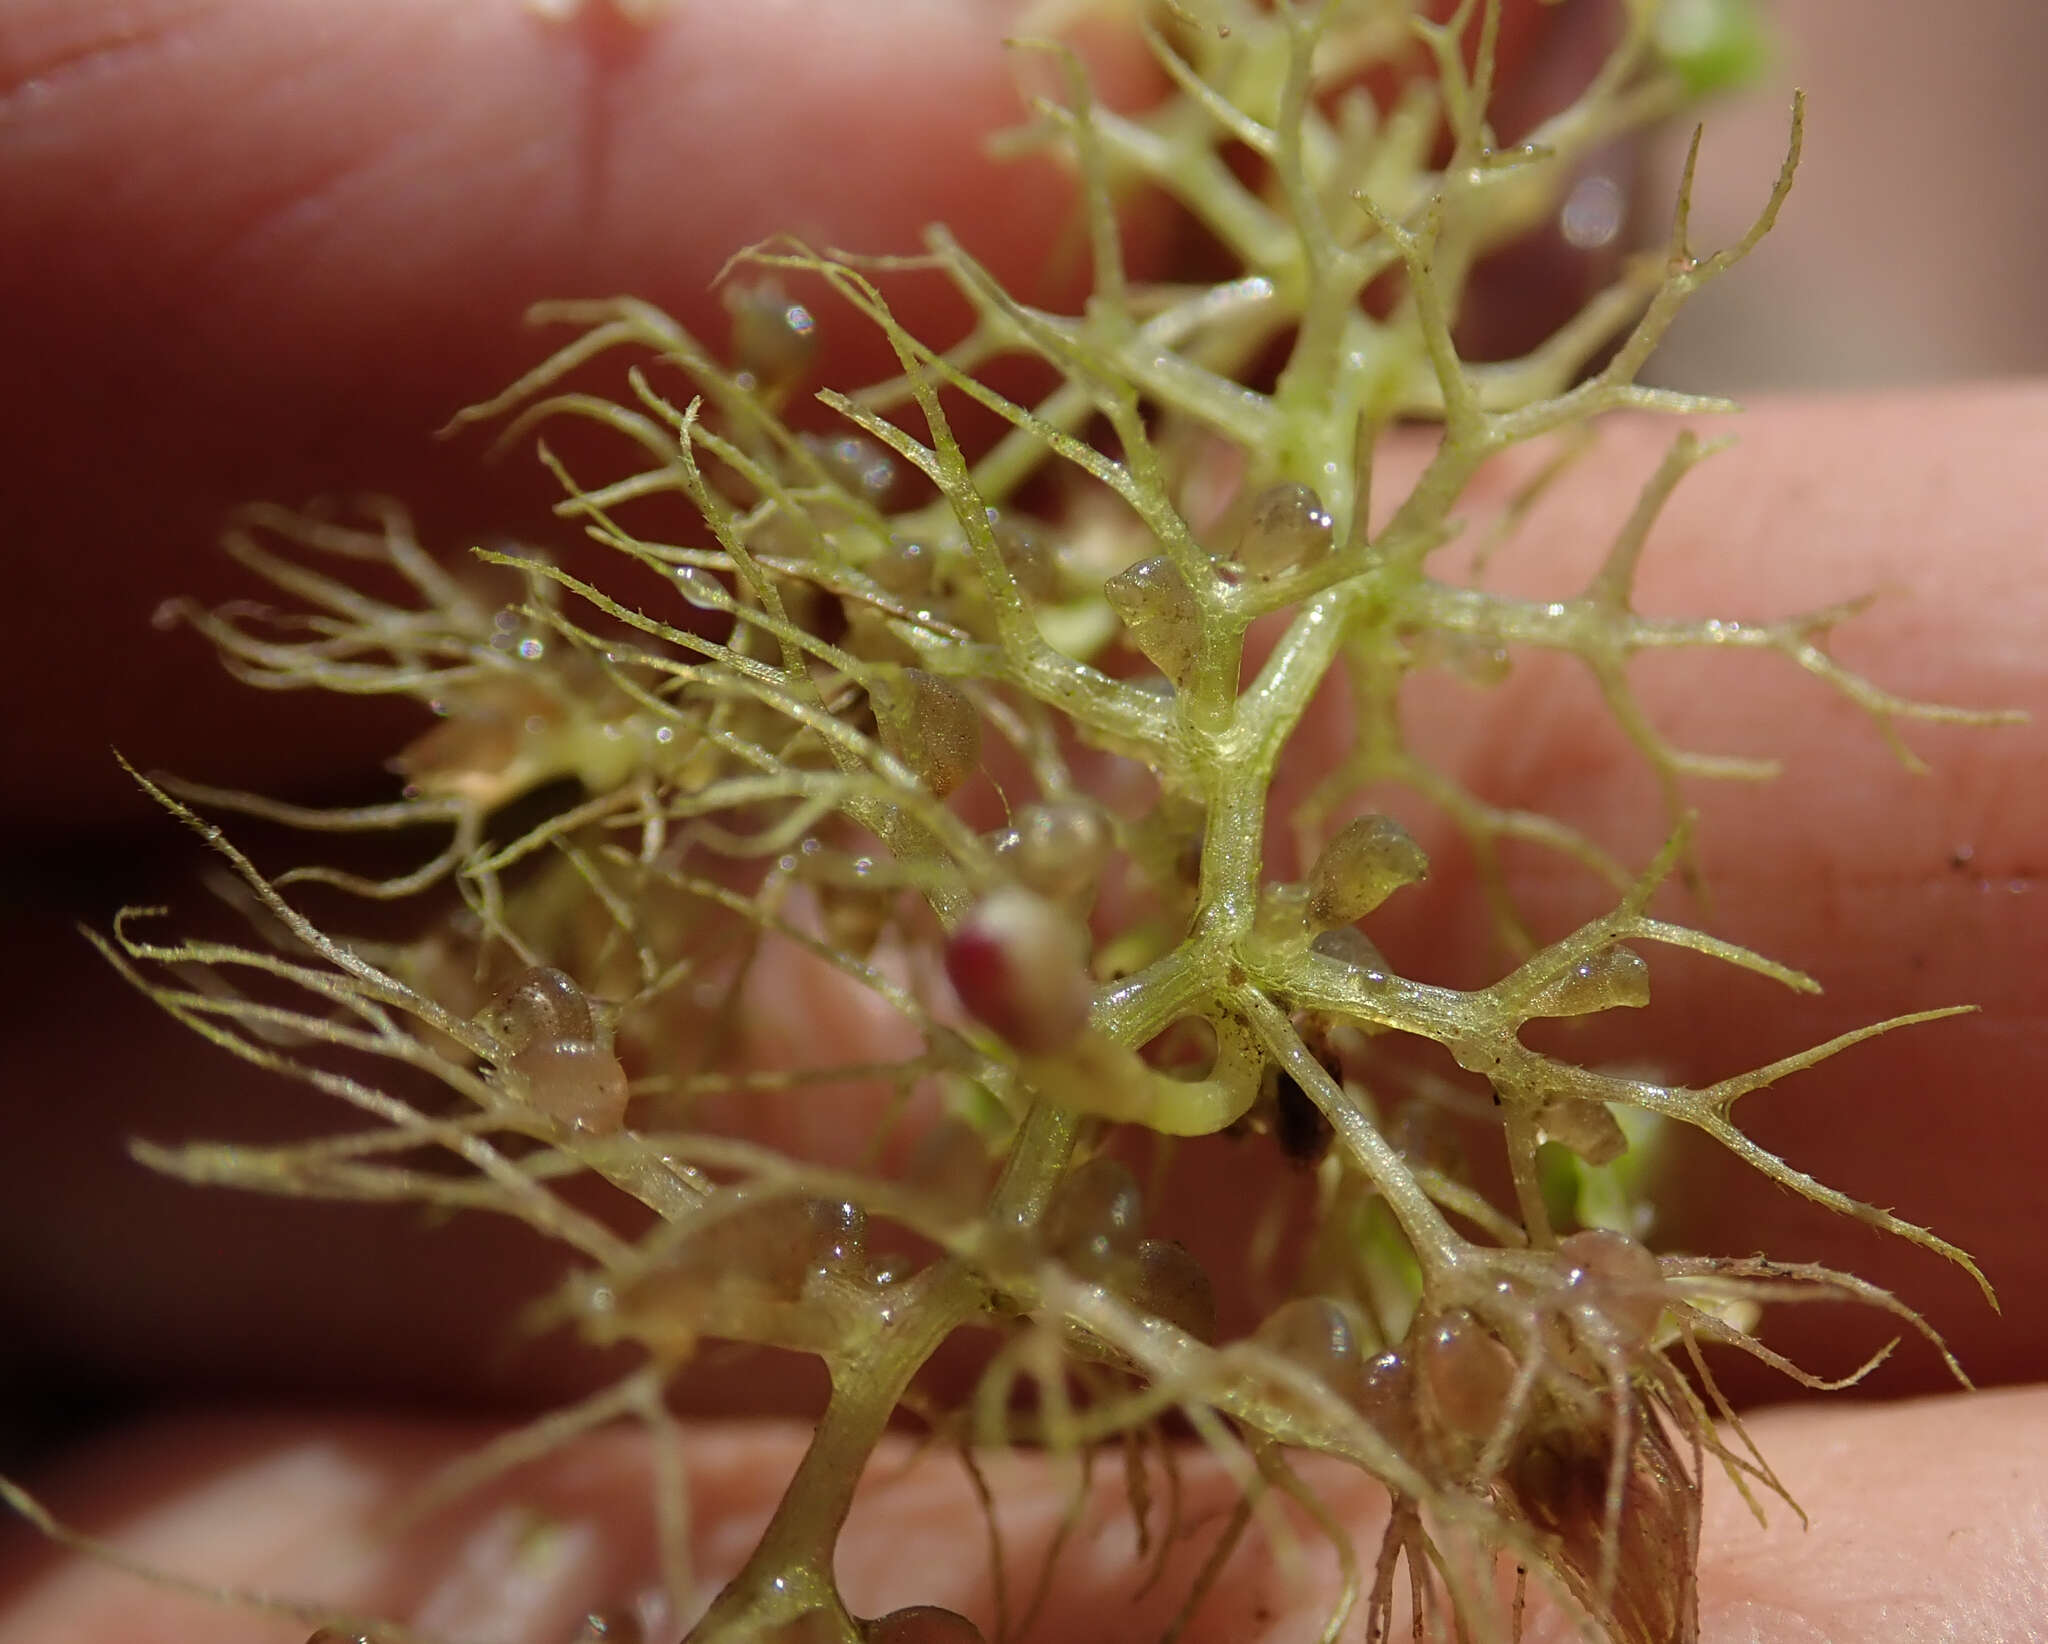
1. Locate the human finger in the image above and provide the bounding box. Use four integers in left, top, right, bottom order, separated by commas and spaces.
5, 1389, 2047, 1641
1357, 385, 2048, 1394
0, 0, 1578, 830
0, 0, 1162, 826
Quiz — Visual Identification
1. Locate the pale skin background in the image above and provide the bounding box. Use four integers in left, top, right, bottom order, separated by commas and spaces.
0, 1, 2044, 1640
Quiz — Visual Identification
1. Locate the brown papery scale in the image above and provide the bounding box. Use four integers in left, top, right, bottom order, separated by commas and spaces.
1041, 1154, 1144, 1281
510, 1036, 630, 1134
724, 276, 818, 391
1103, 555, 1199, 687
1305, 814, 1429, 929
866, 1607, 988, 1644
1125, 1237, 1218, 1342
1560, 1228, 1666, 1350
942, 886, 1093, 1055
1234, 481, 1334, 577
1003, 800, 1112, 902
1499, 1409, 1698, 1644
1418, 1309, 1521, 1442
879, 669, 981, 798
478, 965, 594, 1051
1531, 945, 1651, 1018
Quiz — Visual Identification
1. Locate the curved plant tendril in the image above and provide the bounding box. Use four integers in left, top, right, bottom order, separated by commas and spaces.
13, 4, 2019, 1643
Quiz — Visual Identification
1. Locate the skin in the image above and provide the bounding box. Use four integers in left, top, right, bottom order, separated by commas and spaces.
0, 1, 2044, 1640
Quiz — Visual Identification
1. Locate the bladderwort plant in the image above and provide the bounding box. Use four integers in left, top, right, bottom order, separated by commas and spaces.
14, 1, 2024, 1641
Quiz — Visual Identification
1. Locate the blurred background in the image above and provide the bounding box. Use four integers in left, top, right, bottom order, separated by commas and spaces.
1646, 0, 2048, 390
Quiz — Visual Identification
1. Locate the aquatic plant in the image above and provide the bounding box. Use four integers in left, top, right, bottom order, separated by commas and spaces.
47, 1, 2016, 1639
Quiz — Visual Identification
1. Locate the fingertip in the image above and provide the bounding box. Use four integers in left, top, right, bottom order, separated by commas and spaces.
1356, 385, 2048, 1389
0, 1412, 691, 1643
0, 0, 1162, 824
13, 1389, 2046, 1643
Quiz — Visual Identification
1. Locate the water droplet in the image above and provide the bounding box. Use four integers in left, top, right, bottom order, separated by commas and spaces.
1560, 1228, 1665, 1350
1531, 945, 1650, 1017
1042, 1155, 1144, 1280
725, 277, 819, 390
1235, 481, 1334, 577
1003, 801, 1112, 902
1257, 1295, 1373, 1397
675, 567, 724, 610
478, 966, 594, 1049
1560, 172, 1626, 251
1418, 1309, 1519, 1440
807, 1198, 867, 1268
